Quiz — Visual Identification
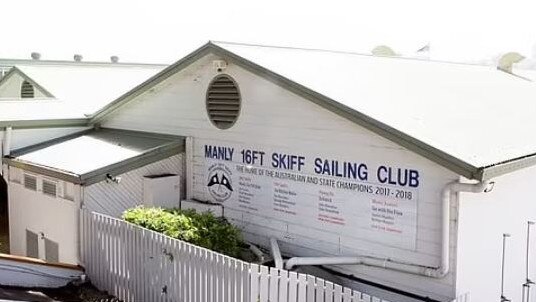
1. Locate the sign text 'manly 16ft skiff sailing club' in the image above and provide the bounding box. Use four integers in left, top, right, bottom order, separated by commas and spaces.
199, 140, 421, 251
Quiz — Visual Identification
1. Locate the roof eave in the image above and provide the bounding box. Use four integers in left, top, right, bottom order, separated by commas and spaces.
478, 152, 536, 181
0, 118, 90, 129
79, 140, 184, 186
4, 140, 184, 186
3, 157, 82, 184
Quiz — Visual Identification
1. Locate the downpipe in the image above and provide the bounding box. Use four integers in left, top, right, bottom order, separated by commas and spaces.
283, 180, 494, 278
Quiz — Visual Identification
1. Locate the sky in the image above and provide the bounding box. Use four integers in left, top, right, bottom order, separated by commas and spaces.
2, 0, 536, 65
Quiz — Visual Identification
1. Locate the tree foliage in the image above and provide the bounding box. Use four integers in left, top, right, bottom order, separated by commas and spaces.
122, 207, 243, 257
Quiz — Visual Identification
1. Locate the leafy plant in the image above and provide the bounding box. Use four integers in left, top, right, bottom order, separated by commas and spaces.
122, 207, 243, 257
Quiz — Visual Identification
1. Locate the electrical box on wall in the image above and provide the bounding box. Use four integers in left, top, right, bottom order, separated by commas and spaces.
142, 174, 181, 208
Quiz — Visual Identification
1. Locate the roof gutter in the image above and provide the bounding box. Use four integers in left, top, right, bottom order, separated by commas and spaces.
0, 118, 90, 129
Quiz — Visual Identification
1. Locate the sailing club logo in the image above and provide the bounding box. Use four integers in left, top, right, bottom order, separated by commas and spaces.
207, 163, 233, 203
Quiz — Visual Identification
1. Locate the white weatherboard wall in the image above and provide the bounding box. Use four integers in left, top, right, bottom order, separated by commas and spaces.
83, 154, 184, 218
456, 165, 536, 301
8, 170, 79, 264
102, 54, 460, 300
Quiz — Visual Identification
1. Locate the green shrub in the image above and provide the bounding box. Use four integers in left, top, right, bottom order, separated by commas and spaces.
122, 207, 243, 257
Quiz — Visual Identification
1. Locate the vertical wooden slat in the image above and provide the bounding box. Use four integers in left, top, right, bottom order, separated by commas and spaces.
250, 264, 260, 302
352, 290, 364, 302
217, 254, 224, 302
288, 271, 298, 302
269, 267, 279, 302
334, 284, 343, 302
297, 274, 307, 302
342, 287, 353, 302
316, 278, 325, 302
325, 281, 334, 302
259, 265, 269, 302
307, 275, 316, 302
144, 229, 150, 302
278, 269, 289, 302
206, 247, 213, 302
193, 246, 200, 302
229, 258, 236, 302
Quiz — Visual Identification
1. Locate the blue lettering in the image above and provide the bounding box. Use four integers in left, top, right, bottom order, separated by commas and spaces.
377, 166, 388, 184
358, 164, 368, 181
314, 158, 323, 173
272, 153, 305, 171
409, 170, 419, 187
204, 145, 234, 161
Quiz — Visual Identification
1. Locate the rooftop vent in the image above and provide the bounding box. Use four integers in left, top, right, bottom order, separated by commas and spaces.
371, 45, 397, 57
31, 52, 41, 60
110, 56, 119, 63
20, 81, 34, 98
73, 54, 83, 62
206, 75, 241, 129
498, 52, 525, 73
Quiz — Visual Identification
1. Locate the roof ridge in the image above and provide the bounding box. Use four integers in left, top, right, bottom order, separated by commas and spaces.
211, 40, 497, 69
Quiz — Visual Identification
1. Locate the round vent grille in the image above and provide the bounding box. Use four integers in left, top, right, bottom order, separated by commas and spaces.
206, 75, 241, 129
21, 80, 34, 98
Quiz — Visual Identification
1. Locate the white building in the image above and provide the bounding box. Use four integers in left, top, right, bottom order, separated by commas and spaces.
3, 41, 536, 301
4, 128, 183, 264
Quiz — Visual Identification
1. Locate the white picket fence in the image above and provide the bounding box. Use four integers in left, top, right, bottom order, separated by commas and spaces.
80, 210, 392, 302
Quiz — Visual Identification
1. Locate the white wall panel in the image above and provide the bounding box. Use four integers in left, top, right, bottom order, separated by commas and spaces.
83, 154, 184, 218
456, 166, 536, 301
8, 178, 79, 264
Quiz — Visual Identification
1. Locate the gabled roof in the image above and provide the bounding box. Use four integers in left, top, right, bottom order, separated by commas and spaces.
4, 128, 184, 185
0, 62, 166, 127
90, 41, 536, 181
1, 63, 165, 112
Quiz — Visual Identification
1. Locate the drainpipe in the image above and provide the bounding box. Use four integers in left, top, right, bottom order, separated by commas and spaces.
271, 238, 283, 269
2, 127, 12, 156
284, 180, 493, 278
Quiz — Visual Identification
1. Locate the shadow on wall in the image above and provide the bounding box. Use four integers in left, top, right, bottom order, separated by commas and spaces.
0, 176, 8, 253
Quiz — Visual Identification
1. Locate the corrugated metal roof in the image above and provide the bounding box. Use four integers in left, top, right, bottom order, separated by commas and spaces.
212, 42, 536, 173
6, 128, 184, 185
0, 99, 87, 121
13, 63, 164, 114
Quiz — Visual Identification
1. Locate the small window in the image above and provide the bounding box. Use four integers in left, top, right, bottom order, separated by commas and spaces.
20, 80, 34, 98
23, 174, 37, 191
42, 179, 57, 197
206, 75, 241, 129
